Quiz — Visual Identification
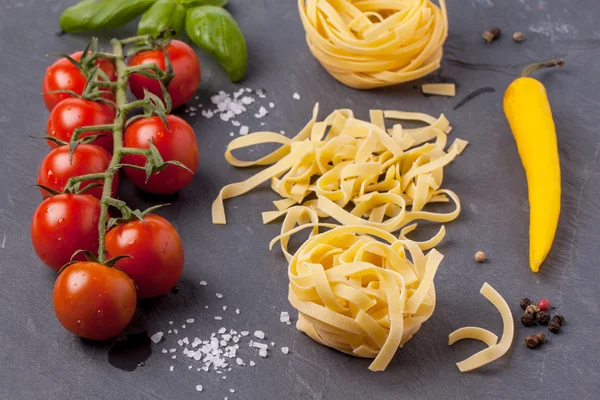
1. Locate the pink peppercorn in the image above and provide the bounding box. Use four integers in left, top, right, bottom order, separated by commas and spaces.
538, 298, 550, 311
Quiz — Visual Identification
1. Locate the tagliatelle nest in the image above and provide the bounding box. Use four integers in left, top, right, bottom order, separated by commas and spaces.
297, 0, 449, 89
269, 223, 442, 371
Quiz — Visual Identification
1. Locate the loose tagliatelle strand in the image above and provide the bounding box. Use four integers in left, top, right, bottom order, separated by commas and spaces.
212, 104, 468, 371
298, 0, 449, 89
212, 103, 467, 239
448, 283, 515, 372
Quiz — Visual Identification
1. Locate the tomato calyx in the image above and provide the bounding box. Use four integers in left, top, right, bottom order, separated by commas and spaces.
32, 133, 109, 151
106, 201, 169, 230
117, 139, 193, 184
48, 38, 111, 82
32, 182, 104, 198
43, 68, 117, 109
58, 250, 133, 276
126, 88, 173, 127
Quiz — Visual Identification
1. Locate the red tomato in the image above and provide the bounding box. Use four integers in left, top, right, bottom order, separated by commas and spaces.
122, 115, 198, 194
105, 214, 184, 299
47, 98, 115, 153
128, 40, 201, 110
37, 144, 118, 199
42, 51, 117, 112
53, 262, 136, 341
31, 194, 101, 271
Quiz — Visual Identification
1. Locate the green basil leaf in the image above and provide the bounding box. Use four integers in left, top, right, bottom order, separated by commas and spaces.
138, 0, 186, 38
178, 0, 228, 7
60, 0, 156, 33
185, 6, 247, 82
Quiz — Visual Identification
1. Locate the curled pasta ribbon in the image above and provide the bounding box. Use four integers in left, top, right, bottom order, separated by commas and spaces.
274, 224, 443, 371
212, 104, 467, 247
297, 0, 448, 89
448, 283, 515, 372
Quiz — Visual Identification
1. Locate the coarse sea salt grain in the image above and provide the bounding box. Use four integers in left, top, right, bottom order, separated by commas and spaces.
216, 293, 224, 299
249, 361, 256, 366
215, 316, 223, 320
239, 126, 249, 136
199, 281, 207, 286
253, 331, 265, 339
280, 312, 290, 324
151, 332, 164, 344
187, 319, 195, 324
235, 309, 240, 315
281, 347, 290, 355
170, 366, 174, 372
196, 385, 203, 392
259, 349, 268, 358
293, 92, 301, 100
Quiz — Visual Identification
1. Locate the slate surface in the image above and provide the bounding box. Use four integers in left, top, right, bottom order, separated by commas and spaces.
1, 1, 599, 399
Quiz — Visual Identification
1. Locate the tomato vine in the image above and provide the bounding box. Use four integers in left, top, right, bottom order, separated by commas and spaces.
62, 34, 179, 262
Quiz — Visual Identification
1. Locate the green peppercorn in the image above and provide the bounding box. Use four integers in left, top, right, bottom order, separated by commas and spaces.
526, 304, 540, 315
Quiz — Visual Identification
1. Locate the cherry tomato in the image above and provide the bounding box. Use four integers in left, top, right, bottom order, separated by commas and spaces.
53, 262, 136, 341
122, 115, 198, 194
37, 144, 118, 199
47, 98, 115, 153
128, 40, 200, 110
42, 51, 117, 112
31, 194, 101, 271
105, 214, 184, 299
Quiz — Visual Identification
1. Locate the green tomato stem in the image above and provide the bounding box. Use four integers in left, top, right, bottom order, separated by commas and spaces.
96, 38, 130, 263
118, 147, 150, 156
66, 172, 109, 188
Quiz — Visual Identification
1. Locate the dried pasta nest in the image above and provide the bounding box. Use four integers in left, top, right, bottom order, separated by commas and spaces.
278, 224, 443, 371
298, 0, 449, 89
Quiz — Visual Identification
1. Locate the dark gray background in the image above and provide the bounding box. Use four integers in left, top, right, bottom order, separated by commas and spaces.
1, 0, 599, 399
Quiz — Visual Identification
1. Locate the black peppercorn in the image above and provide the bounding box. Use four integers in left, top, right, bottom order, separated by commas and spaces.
520, 298, 532, 310
525, 334, 540, 349
552, 315, 565, 325
536, 311, 550, 325
521, 313, 535, 327
490, 27, 502, 38
535, 332, 546, 343
548, 320, 561, 333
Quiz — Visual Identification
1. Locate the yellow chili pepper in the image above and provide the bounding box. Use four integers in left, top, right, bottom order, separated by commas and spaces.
503, 59, 564, 272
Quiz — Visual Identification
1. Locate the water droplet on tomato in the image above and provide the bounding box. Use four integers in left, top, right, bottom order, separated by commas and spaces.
128, 240, 135, 245
76, 320, 82, 327
57, 217, 65, 226
156, 131, 164, 138
97, 310, 104, 317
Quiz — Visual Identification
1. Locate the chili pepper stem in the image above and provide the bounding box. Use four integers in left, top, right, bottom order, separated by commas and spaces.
519, 58, 565, 78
